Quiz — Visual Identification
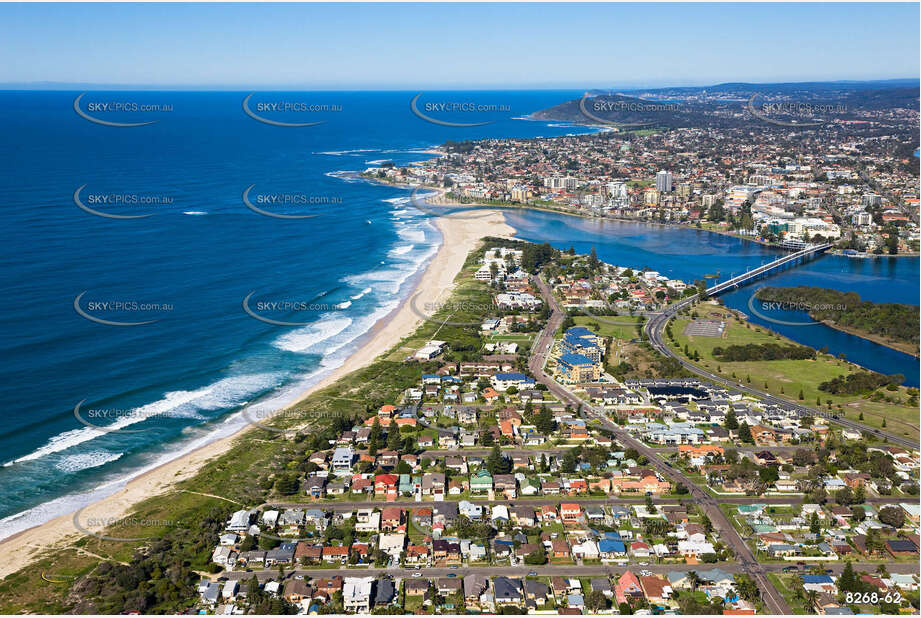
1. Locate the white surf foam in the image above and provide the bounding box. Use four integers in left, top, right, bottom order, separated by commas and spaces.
389, 244, 414, 257
55, 450, 124, 473
315, 149, 379, 156
6, 372, 283, 467
397, 226, 426, 244
273, 316, 353, 353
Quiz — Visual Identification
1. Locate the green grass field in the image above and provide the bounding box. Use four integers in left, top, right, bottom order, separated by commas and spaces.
572, 315, 645, 341
669, 303, 919, 442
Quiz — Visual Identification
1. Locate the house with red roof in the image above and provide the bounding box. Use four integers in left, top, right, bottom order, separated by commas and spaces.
374, 474, 398, 495
615, 571, 644, 606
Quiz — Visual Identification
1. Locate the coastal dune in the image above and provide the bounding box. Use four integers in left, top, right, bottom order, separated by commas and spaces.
0, 210, 515, 579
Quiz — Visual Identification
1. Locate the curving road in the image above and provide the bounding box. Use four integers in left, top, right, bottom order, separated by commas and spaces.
643, 294, 918, 450
531, 276, 790, 614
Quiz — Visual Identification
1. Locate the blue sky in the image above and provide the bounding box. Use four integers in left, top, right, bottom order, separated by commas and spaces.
1, 3, 918, 88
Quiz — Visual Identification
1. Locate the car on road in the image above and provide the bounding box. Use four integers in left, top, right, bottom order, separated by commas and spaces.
449, 565, 459, 569
412, 572, 422, 577
529, 571, 538, 577
447, 573, 457, 578
782, 566, 798, 573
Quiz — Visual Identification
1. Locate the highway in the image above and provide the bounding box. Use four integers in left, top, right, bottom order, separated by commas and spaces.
222, 561, 921, 583
643, 294, 918, 450
531, 275, 791, 614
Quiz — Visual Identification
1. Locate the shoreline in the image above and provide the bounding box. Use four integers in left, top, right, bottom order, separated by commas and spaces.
374, 173, 921, 260
0, 208, 516, 580
817, 318, 920, 359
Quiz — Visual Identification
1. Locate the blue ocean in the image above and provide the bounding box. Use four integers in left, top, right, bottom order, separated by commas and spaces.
0, 91, 916, 537
0, 90, 600, 535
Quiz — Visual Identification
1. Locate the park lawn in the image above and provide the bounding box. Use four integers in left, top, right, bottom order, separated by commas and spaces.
572, 315, 645, 341
487, 333, 535, 343
669, 305, 919, 442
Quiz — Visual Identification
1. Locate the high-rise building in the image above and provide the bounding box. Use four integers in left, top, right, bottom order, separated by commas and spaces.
656, 170, 673, 193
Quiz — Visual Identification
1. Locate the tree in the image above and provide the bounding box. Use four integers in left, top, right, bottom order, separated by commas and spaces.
368, 417, 382, 456
534, 405, 555, 434
274, 473, 299, 495
387, 425, 402, 452
838, 561, 858, 593
523, 543, 547, 565
700, 514, 713, 534
809, 511, 821, 534
724, 409, 738, 430
738, 422, 753, 443
734, 574, 761, 603
835, 486, 854, 506
585, 590, 609, 611
486, 445, 511, 475
588, 246, 600, 272
878, 505, 905, 528
805, 589, 819, 612
759, 466, 779, 484
561, 448, 578, 474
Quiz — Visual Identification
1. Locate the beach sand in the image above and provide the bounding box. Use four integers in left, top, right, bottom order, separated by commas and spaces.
0, 210, 515, 579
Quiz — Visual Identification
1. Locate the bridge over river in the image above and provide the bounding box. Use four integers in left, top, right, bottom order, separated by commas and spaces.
706, 242, 834, 296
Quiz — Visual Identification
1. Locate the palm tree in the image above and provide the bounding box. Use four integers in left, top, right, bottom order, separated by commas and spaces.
805, 589, 819, 612
687, 571, 701, 592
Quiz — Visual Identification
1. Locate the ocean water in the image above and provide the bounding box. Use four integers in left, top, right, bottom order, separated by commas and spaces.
0, 90, 916, 539
0, 90, 598, 537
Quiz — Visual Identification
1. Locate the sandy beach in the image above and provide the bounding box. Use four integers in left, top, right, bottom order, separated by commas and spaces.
0, 210, 515, 580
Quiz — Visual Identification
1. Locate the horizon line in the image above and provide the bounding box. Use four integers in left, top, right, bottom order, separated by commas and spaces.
0, 77, 918, 92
